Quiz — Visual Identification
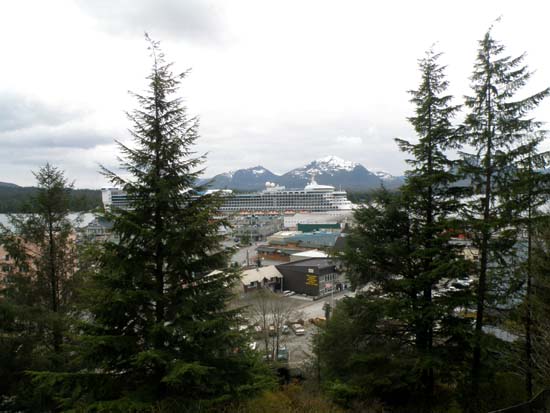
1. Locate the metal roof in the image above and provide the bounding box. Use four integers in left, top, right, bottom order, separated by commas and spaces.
241, 265, 282, 285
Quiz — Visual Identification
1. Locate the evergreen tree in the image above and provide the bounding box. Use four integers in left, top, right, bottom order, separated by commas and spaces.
460, 27, 550, 407
329, 189, 427, 408
531, 220, 550, 389
36, 36, 266, 412
395, 48, 470, 408
321, 50, 471, 411
510, 134, 550, 398
0, 163, 77, 410
321, 186, 471, 411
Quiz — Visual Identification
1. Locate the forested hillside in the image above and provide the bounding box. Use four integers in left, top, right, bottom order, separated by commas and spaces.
0, 183, 101, 212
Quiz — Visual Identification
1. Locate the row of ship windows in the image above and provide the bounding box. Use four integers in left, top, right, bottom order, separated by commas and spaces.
236, 197, 331, 201
109, 200, 347, 208
227, 199, 331, 203
224, 207, 339, 210
225, 204, 334, 207
224, 203, 337, 207
225, 200, 334, 204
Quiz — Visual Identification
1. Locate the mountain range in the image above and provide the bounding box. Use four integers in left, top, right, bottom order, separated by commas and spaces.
199, 156, 404, 191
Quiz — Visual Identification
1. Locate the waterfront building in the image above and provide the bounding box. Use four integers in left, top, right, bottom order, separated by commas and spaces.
82, 216, 117, 243
283, 211, 353, 229
267, 230, 340, 249
289, 249, 328, 262
257, 230, 340, 262
231, 215, 284, 242
297, 223, 341, 233
101, 187, 131, 210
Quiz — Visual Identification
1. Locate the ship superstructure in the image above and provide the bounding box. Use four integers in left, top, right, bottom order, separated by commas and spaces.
101, 177, 353, 214
219, 180, 352, 214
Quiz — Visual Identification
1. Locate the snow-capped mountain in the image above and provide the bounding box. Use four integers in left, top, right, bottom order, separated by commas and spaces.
220, 170, 235, 179
371, 169, 405, 189
372, 169, 392, 180
287, 156, 358, 177
201, 156, 404, 191
279, 156, 381, 190
313, 155, 358, 172
201, 165, 279, 191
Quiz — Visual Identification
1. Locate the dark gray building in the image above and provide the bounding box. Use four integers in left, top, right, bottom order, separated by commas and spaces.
276, 258, 339, 297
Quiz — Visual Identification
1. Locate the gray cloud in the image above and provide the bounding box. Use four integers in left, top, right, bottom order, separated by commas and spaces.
75, 0, 223, 43
0, 93, 78, 133
1, 127, 113, 150
0, 142, 120, 188
0, 93, 112, 151
0, 93, 115, 187
198, 116, 412, 177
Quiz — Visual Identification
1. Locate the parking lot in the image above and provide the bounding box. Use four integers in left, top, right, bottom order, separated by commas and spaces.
228, 240, 354, 367
241, 289, 354, 367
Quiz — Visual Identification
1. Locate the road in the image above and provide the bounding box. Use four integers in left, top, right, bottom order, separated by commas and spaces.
295, 289, 355, 319
230, 241, 261, 266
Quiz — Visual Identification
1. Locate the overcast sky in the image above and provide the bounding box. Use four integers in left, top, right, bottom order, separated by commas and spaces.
1, 0, 550, 188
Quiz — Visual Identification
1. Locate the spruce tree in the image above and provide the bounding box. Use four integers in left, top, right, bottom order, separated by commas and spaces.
36, 36, 265, 411
0, 163, 77, 410
320, 50, 478, 411
531, 221, 550, 390
324, 188, 471, 410
328, 189, 425, 407
460, 27, 550, 407
510, 134, 550, 398
395, 48, 470, 408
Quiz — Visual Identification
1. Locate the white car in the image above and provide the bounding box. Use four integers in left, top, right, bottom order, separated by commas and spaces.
292, 323, 305, 335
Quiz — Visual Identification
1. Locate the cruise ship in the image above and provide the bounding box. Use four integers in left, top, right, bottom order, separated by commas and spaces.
217, 180, 353, 214
101, 178, 353, 214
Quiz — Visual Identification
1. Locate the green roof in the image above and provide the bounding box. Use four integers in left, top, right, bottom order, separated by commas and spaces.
297, 223, 340, 233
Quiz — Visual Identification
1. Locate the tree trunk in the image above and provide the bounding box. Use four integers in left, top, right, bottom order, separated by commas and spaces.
48, 213, 62, 354
525, 182, 534, 399
472, 98, 493, 409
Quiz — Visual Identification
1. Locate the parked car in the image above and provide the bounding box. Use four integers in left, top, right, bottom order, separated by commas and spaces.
268, 324, 276, 336
283, 290, 295, 297
282, 324, 290, 335
292, 323, 305, 335
277, 346, 289, 362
